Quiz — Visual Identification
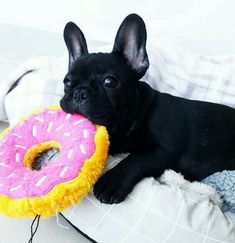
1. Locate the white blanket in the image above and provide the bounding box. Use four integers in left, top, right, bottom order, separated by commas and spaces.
3, 41, 235, 124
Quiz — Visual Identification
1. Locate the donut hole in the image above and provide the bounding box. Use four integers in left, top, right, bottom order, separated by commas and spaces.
23, 140, 61, 170
32, 147, 60, 170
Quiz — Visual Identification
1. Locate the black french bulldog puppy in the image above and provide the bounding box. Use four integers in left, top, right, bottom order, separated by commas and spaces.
60, 14, 235, 204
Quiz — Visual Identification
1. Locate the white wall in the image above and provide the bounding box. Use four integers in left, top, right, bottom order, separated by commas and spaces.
1, 0, 235, 52
2, 0, 235, 82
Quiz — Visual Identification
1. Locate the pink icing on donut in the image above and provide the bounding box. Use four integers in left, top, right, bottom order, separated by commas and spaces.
0, 108, 96, 199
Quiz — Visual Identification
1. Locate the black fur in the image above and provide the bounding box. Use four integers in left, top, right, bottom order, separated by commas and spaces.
60, 14, 235, 204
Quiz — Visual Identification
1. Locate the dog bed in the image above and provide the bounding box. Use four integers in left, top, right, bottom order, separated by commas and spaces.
61, 159, 235, 243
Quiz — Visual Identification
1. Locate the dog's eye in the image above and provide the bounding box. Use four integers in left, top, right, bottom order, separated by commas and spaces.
103, 77, 117, 88
64, 78, 71, 89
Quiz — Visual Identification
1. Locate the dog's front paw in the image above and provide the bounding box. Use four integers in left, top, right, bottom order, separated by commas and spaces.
93, 169, 133, 204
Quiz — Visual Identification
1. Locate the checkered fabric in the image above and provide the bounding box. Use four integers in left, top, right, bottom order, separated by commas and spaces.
145, 42, 235, 109
62, 156, 235, 243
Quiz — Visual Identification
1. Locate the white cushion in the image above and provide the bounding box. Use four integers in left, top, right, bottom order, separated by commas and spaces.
62, 155, 235, 243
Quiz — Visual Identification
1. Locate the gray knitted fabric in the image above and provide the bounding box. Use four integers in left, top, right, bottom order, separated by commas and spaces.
202, 170, 235, 213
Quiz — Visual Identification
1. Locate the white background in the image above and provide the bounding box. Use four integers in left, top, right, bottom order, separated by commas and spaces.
1, 0, 235, 43
1, 0, 235, 80
1, 0, 235, 54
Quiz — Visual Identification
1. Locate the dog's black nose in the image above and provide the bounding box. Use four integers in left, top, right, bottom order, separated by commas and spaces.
73, 89, 88, 102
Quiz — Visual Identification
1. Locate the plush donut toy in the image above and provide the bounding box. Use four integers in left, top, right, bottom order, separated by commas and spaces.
0, 106, 109, 218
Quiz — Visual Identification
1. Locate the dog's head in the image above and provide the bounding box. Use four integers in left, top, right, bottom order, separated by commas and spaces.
60, 14, 149, 135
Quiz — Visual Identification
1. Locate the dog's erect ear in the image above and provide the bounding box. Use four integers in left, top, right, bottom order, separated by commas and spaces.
64, 22, 88, 68
112, 14, 149, 78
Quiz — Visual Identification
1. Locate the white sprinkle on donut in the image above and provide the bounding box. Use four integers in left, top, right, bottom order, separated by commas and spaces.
35, 117, 44, 122
56, 125, 64, 132
73, 119, 86, 126
7, 173, 15, 178
79, 144, 86, 154
64, 133, 70, 137
14, 145, 26, 150
67, 149, 73, 158
47, 122, 53, 133
0, 163, 8, 168
12, 133, 22, 139
83, 129, 88, 138
32, 126, 37, 137
15, 153, 20, 162
0, 152, 3, 156
59, 166, 68, 177
66, 114, 71, 120
48, 111, 55, 114
36, 176, 47, 187
0, 184, 2, 187
10, 185, 21, 192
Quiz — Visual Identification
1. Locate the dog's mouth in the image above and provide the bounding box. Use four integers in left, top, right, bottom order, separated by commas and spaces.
80, 111, 115, 128
60, 97, 114, 127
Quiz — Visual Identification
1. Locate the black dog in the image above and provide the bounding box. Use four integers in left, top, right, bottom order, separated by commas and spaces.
60, 14, 235, 204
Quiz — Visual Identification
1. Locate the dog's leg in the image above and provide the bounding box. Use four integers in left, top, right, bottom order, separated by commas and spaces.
93, 150, 173, 204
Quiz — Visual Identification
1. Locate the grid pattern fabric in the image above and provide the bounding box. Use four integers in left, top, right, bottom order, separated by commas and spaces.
62, 155, 235, 243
